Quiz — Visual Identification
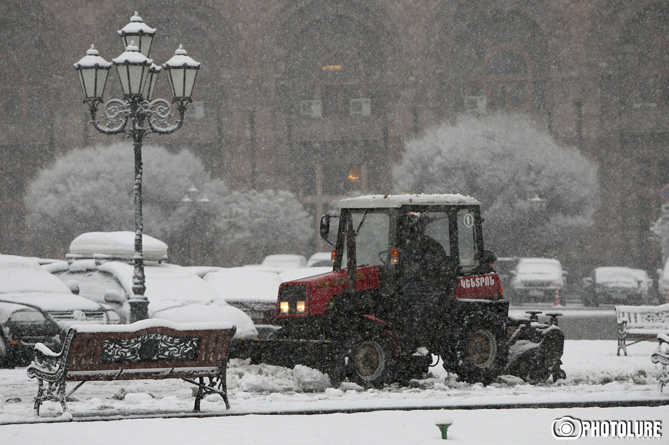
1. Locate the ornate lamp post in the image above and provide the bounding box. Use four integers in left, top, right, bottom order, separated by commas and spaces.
74, 12, 201, 322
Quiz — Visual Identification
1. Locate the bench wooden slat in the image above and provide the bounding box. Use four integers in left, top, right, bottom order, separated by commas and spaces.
27, 320, 236, 415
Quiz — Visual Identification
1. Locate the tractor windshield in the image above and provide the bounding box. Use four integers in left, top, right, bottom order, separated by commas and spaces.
341, 210, 391, 267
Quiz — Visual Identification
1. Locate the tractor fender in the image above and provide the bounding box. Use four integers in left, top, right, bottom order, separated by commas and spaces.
360, 314, 402, 356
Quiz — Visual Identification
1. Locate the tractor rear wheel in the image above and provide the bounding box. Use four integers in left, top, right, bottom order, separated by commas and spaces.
447, 313, 509, 385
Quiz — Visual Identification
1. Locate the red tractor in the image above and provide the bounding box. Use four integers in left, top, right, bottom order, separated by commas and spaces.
240, 194, 565, 386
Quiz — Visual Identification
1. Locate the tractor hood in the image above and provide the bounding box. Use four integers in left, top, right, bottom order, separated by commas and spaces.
277, 266, 381, 318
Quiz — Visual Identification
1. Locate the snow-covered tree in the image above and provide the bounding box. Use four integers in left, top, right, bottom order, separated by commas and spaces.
392, 113, 599, 258
25, 143, 225, 259
211, 189, 313, 265
25, 143, 312, 265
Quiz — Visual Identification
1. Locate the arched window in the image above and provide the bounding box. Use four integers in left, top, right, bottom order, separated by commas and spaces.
483, 48, 533, 111
315, 51, 366, 117
448, 10, 549, 114
284, 14, 384, 119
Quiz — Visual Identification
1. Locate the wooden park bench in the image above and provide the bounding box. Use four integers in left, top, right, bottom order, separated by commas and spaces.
27, 319, 236, 415
615, 304, 669, 356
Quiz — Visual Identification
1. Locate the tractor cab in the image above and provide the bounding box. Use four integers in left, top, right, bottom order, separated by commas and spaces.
320, 194, 496, 297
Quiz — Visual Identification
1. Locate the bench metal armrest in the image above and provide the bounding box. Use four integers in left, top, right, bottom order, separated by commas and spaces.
617, 319, 628, 338
658, 332, 669, 346
27, 329, 74, 381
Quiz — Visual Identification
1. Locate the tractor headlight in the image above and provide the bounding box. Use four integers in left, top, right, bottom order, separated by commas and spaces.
278, 284, 307, 315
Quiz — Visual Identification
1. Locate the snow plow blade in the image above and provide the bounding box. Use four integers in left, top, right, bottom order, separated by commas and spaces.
229, 337, 338, 371
505, 313, 566, 383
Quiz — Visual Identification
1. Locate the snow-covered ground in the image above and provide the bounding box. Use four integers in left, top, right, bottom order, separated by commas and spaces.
0, 340, 667, 443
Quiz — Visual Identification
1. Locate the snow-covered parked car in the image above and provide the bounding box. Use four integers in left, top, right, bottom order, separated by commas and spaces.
0, 254, 119, 366
261, 254, 307, 270
508, 257, 567, 304
196, 268, 282, 338
306, 252, 333, 267
582, 266, 648, 306
44, 232, 257, 339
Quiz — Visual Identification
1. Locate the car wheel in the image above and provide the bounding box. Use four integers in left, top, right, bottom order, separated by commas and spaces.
346, 335, 395, 387
448, 313, 509, 385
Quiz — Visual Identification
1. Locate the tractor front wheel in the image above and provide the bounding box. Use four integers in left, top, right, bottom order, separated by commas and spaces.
346, 335, 395, 387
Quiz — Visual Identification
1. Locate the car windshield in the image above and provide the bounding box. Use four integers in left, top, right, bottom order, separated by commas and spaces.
595, 267, 638, 285
517, 261, 561, 276
53, 269, 125, 306
0, 259, 72, 295
91, 262, 220, 304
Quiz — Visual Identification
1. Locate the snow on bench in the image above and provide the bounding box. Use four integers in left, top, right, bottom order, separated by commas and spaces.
615, 304, 669, 356
27, 319, 236, 415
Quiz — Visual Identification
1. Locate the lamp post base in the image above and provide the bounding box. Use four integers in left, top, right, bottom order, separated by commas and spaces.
128, 296, 150, 323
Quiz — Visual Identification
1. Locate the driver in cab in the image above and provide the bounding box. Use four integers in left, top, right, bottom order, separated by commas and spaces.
400, 212, 451, 292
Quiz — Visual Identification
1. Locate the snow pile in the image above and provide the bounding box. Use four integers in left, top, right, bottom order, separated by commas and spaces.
293, 365, 331, 392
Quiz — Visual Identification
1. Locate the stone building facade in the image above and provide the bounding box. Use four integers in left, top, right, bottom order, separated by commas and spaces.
1, 0, 668, 274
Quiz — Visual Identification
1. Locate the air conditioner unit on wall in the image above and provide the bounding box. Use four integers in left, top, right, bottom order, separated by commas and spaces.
297, 100, 322, 118
465, 96, 487, 115
350, 98, 372, 117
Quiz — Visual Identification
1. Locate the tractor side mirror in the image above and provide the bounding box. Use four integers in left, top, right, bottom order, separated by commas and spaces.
319, 214, 338, 246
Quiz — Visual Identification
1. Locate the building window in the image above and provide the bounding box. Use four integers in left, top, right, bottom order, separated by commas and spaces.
476, 49, 533, 112
621, 5, 669, 107
448, 10, 549, 114
315, 53, 366, 118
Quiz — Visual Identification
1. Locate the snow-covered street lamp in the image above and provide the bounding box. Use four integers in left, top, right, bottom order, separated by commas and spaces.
73, 12, 200, 323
